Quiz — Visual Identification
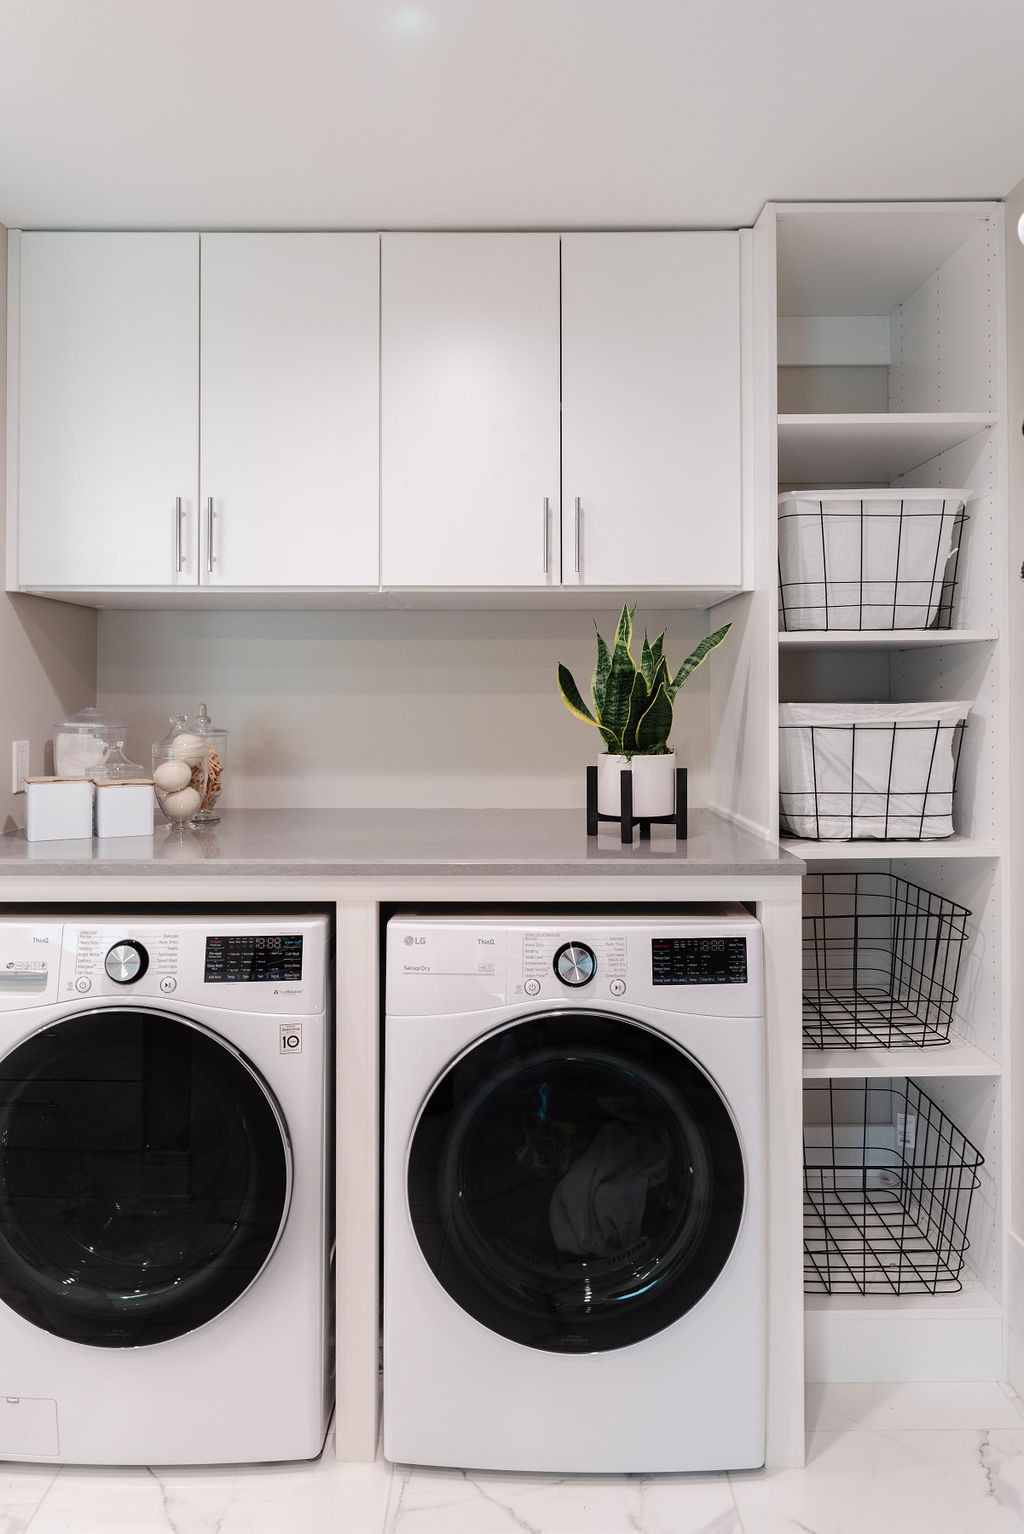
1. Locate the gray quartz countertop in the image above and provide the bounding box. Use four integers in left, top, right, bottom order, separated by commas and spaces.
0, 807, 804, 879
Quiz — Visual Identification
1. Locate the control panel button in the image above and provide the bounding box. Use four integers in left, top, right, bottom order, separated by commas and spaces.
609, 977, 627, 997
74, 976, 92, 994
159, 975, 177, 994
553, 941, 597, 988
104, 941, 149, 986
524, 977, 541, 997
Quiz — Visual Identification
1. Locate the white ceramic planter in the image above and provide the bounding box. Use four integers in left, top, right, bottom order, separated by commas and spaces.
597, 752, 677, 819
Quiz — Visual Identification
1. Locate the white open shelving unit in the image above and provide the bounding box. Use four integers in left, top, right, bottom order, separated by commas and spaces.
764, 201, 1010, 1385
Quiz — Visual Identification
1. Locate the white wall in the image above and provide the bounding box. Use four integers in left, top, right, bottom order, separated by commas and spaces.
0, 222, 97, 831
96, 605, 719, 811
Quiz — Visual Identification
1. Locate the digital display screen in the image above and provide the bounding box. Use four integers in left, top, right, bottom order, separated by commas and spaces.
651, 936, 747, 986
204, 934, 303, 984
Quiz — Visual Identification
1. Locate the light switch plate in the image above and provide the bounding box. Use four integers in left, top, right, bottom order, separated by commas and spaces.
11, 740, 29, 794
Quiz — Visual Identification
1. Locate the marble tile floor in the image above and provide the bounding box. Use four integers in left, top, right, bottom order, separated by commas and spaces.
3, 1383, 1024, 1534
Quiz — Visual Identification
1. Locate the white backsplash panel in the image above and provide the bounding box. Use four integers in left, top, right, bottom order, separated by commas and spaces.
97, 607, 716, 811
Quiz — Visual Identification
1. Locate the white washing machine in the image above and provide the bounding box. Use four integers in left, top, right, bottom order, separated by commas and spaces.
384, 907, 766, 1475
0, 912, 333, 1466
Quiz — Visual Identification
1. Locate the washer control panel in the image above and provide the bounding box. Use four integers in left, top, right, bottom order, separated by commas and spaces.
651, 935, 748, 986
0, 918, 327, 1015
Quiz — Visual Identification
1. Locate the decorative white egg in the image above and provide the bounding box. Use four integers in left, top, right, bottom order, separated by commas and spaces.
153, 759, 192, 792
159, 786, 202, 822
170, 732, 207, 763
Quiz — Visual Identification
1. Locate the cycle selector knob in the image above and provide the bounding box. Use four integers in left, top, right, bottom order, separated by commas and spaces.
104, 941, 149, 985
553, 941, 597, 988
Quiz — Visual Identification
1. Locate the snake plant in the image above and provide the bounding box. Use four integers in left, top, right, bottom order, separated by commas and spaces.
557, 603, 732, 759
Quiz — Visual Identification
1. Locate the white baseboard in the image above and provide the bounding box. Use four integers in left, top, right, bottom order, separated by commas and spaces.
806, 1311, 1004, 1383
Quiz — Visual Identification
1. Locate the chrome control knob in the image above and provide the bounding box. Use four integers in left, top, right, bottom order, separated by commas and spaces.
553, 941, 596, 988
104, 941, 149, 985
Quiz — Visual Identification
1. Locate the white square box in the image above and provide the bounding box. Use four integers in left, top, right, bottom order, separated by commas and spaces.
25, 777, 94, 842
94, 780, 155, 838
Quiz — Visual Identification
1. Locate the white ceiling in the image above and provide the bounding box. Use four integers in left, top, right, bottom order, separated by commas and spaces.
2, 0, 1024, 232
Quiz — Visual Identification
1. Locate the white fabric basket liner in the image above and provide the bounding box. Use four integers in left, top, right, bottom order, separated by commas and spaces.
778, 490, 969, 631
779, 701, 970, 840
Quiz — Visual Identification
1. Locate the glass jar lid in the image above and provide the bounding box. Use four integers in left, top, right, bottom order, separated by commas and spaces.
54, 706, 127, 739
188, 703, 228, 741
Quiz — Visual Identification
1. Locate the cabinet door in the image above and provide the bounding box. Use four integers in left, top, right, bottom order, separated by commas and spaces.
15, 233, 199, 588
561, 233, 743, 589
200, 234, 380, 587
380, 234, 561, 588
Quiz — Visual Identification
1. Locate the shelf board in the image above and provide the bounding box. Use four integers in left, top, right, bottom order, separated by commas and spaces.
778, 412, 995, 482
802, 1032, 999, 1079
786, 836, 1001, 861
779, 628, 997, 652
804, 1268, 998, 1318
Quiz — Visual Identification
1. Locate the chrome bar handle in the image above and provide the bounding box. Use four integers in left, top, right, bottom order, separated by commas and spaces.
542, 497, 551, 574
574, 496, 581, 574
205, 497, 216, 574
174, 497, 185, 573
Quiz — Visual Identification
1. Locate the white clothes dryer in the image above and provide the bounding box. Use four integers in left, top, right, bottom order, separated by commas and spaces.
0, 913, 333, 1466
384, 908, 766, 1475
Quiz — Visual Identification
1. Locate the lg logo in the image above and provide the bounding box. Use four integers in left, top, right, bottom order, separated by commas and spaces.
404, 935, 426, 946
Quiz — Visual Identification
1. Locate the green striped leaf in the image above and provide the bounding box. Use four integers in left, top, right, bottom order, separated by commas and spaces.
556, 663, 599, 727
667, 622, 732, 699
634, 679, 674, 753
591, 628, 612, 714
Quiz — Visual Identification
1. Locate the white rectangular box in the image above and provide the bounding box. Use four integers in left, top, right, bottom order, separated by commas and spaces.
25, 777, 94, 842
94, 780, 155, 838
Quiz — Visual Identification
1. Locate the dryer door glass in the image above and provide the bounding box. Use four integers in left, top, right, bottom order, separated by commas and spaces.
0, 1009, 290, 1347
407, 1012, 746, 1353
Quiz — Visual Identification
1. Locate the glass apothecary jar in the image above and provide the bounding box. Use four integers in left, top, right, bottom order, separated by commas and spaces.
53, 707, 127, 779
187, 703, 228, 824
151, 717, 208, 828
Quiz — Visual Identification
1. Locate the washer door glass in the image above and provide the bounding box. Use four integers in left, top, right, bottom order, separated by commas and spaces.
0, 1009, 290, 1348
407, 1012, 746, 1353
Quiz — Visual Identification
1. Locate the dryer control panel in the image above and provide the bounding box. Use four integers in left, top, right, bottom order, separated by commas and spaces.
386, 908, 763, 1017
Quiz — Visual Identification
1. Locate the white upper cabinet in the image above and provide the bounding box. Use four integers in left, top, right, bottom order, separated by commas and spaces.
9, 228, 744, 602
10, 231, 380, 592
14, 232, 199, 588
200, 234, 379, 588
560, 233, 742, 590
380, 234, 562, 588
380, 231, 743, 592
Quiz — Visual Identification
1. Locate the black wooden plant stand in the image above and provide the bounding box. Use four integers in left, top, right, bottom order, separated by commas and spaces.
586, 765, 688, 844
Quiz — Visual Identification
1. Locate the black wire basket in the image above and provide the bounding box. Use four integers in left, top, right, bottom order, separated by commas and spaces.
778, 707, 967, 841
803, 872, 971, 1049
778, 491, 967, 632
804, 1079, 983, 1295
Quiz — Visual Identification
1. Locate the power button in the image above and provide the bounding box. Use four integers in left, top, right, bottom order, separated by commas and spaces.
524, 978, 541, 997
